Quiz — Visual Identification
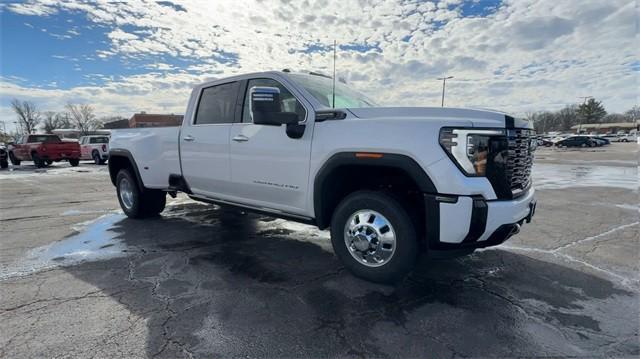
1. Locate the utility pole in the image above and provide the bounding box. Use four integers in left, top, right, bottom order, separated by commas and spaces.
437, 76, 453, 107
332, 40, 336, 109
577, 96, 592, 134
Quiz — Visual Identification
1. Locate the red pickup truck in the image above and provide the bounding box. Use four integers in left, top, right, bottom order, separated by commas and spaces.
9, 134, 81, 168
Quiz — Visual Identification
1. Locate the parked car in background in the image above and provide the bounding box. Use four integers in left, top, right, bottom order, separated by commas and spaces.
555, 136, 596, 148
617, 133, 636, 142
0, 143, 8, 169
9, 134, 81, 168
602, 134, 620, 142
588, 136, 610, 146
536, 137, 554, 147
79, 135, 110, 164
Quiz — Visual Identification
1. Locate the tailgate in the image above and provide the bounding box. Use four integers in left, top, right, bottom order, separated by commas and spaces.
44, 142, 80, 153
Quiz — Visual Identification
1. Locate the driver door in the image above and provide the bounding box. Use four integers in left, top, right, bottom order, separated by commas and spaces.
228, 77, 313, 216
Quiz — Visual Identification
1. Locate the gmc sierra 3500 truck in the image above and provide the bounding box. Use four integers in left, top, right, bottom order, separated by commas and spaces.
108, 70, 537, 283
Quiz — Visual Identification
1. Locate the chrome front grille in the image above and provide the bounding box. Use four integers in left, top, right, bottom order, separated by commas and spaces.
506, 129, 535, 194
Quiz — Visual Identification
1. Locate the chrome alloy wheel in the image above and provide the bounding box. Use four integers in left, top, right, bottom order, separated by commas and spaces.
119, 177, 135, 210
344, 210, 397, 267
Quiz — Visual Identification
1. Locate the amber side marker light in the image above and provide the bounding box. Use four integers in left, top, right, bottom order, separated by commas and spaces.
355, 152, 384, 159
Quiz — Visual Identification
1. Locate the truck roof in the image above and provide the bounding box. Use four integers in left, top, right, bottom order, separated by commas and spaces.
192, 71, 519, 123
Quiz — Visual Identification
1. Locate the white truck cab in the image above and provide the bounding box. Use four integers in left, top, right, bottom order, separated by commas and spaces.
108, 70, 537, 282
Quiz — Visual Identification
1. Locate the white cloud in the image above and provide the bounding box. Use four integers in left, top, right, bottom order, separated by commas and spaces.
1, 0, 637, 127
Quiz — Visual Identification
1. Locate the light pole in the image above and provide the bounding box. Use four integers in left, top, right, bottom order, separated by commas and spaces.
437, 76, 453, 107
577, 96, 592, 134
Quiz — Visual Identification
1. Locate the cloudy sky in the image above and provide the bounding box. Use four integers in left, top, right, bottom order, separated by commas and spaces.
0, 0, 637, 131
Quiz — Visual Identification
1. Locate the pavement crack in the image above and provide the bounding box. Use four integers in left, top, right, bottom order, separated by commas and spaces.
551, 222, 639, 253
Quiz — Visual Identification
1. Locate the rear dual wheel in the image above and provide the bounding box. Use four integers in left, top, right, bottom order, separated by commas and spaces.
93, 151, 106, 165
116, 169, 166, 218
32, 153, 45, 168
330, 190, 418, 283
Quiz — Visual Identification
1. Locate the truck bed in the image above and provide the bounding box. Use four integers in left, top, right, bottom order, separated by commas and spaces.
109, 127, 181, 189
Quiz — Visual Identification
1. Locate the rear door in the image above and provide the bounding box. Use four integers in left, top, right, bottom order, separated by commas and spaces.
180, 81, 241, 197
13, 136, 27, 159
228, 77, 313, 215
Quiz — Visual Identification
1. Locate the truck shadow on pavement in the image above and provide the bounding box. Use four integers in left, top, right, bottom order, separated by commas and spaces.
64, 203, 639, 358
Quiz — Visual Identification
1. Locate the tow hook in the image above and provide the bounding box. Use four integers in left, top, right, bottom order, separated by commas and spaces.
525, 201, 537, 223
510, 223, 521, 236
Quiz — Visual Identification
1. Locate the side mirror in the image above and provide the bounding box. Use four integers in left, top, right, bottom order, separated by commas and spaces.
251, 86, 298, 126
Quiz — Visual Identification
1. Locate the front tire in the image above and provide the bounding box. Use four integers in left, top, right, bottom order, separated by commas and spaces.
69, 159, 79, 167
330, 190, 418, 283
0, 159, 7, 169
116, 169, 166, 219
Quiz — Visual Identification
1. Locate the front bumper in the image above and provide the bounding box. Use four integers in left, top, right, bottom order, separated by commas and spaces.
424, 187, 536, 252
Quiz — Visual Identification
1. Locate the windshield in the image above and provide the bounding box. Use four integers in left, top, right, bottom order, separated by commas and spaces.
287, 74, 377, 108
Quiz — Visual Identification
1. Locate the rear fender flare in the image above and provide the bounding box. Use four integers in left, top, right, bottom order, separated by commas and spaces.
108, 149, 145, 191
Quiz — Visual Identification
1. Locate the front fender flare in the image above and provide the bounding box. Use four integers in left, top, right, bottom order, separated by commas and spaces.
313, 152, 437, 229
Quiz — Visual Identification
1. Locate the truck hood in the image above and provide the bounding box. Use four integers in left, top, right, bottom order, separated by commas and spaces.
346, 107, 532, 129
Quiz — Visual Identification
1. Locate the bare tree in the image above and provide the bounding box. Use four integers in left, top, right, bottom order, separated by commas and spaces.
66, 103, 100, 136
625, 105, 639, 124
42, 111, 59, 134
56, 112, 73, 129
10, 99, 40, 134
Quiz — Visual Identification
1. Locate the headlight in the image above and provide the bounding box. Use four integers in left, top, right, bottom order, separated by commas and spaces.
439, 128, 505, 176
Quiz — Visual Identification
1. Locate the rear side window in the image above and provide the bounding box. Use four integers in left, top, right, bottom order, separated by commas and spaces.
28, 135, 61, 143
89, 137, 109, 144
194, 82, 239, 125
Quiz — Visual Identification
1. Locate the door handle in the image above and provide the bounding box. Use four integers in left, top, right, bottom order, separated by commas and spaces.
183, 135, 195, 142
232, 135, 249, 142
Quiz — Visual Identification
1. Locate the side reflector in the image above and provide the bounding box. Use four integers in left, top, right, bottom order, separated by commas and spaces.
355, 152, 384, 159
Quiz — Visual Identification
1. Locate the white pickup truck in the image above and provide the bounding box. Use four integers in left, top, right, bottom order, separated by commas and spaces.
108, 70, 537, 282
79, 135, 110, 164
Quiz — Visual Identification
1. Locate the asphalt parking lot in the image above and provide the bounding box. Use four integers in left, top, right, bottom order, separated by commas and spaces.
1, 143, 638, 357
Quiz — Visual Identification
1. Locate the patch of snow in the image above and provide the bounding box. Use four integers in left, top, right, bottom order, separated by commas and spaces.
0, 213, 128, 281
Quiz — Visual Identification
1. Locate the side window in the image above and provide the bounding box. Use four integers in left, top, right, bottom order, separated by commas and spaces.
90, 137, 108, 144
242, 78, 306, 123
194, 81, 239, 125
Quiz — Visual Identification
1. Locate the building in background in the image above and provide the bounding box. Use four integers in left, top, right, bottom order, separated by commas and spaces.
571, 122, 637, 134
52, 129, 111, 140
129, 112, 183, 128
103, 118, 130, 129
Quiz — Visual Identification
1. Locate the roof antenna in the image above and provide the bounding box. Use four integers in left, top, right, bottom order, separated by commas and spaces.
332, 40, 336, 109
